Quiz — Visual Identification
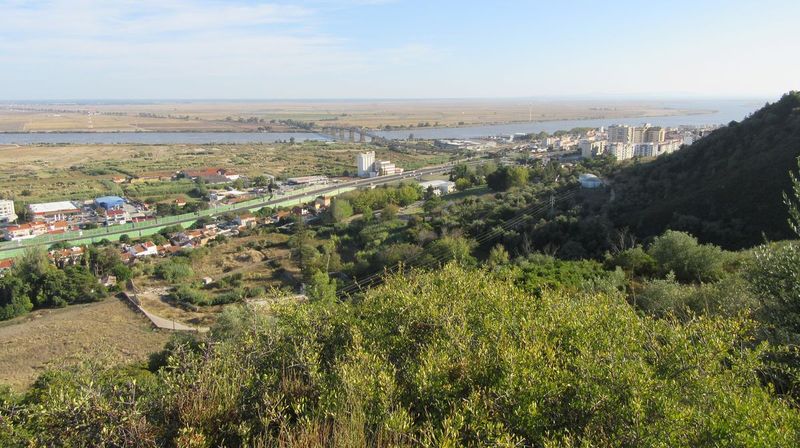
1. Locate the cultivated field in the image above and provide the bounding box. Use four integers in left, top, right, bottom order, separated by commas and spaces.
0, 297, 170, 391
0, 100, 707, 131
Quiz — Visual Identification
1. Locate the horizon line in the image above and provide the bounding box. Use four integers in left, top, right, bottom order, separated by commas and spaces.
0, 95, 773, 104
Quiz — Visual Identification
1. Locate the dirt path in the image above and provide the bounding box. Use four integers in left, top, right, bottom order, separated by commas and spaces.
0, 298, 170, 391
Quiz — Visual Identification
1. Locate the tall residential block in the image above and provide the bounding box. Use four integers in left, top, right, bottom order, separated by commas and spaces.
580, 139, 606, 158
356, 151, 375, 177
644, 126, 665, 143
608, 143, 634, 161
608, 125, 634, 143
0, 199, 17, 223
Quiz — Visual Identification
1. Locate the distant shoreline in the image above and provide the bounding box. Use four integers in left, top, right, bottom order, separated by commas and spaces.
0, 108, 716, 135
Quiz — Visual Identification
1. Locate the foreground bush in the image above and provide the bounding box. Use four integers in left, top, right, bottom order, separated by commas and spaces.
2, 264, 799, 446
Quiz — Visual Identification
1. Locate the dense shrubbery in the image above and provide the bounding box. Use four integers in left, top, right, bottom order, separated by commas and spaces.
154, 258, 194, 282
746, 241, 800, 345
336, 183, 422, 215
2, 264, 799, 446
647, 230, 730, 282
509, 253, 626, 295
611, 92, 800, 248
0, 249, 106, 321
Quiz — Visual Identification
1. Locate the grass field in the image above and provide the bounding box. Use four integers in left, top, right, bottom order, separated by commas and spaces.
1, 100, 706, 131
0, 141, 451, 204
0, 108, 296, 133
0, 297, 170, 391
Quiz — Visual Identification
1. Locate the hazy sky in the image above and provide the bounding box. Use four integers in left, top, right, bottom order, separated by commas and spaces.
1, 0, 798, 99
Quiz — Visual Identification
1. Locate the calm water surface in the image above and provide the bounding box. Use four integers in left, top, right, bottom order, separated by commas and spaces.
0, 100, 766, 144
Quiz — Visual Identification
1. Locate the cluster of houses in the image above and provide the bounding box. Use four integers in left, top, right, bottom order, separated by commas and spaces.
112, 194, 334, 264
1, 196, 156, 241
0, 191, 338, 274
119, 215, 258, 263
0, 246, 86, 277
2, 220, 70, 241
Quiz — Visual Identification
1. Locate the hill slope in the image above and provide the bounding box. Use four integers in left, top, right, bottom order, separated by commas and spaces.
610, 92, 800, 249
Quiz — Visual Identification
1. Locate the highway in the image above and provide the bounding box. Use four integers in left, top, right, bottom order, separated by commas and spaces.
0, 158, 484, 257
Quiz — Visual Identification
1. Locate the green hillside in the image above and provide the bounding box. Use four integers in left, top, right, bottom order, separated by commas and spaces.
610, 92, 800, 248
3, 264, 799, 447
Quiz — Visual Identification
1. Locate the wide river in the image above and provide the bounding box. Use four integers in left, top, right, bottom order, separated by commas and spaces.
0, 99, 765, 145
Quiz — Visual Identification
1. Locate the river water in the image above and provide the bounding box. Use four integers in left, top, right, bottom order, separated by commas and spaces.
0, 99, 766, 144
373, 99, 766, 139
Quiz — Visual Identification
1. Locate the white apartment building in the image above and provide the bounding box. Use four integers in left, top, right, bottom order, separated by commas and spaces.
0, 199, 17, 223
634, 140, 681, 158
554, 137, 577, 149
609, 143, 635, 160
374, 160, 404, 176
658, 140, 681, 155
356, 151, 376, 177
580, 139, 606, 158
610, 124, 663, 144
608, 125, 635, 143
644, 126, 665, 143
634, 143, 656, 158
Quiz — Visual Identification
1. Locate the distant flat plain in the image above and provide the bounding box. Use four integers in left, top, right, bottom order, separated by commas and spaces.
0, 99, 705, 132
0, 141, 449, 203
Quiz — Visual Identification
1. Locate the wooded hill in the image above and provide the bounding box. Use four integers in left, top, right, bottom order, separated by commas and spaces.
610, 92, 800, 249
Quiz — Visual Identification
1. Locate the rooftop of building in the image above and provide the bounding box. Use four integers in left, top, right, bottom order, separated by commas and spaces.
419, 180, 455, 188
29, 201, 80, 214
95, 195, 125, 204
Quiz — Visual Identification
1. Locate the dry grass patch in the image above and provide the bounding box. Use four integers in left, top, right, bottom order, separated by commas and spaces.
0, 297, 169, 391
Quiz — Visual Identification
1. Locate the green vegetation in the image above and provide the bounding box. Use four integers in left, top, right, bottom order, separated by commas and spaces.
486, 165, 529, 191
611, 92, 800, 248
154, 258, 194, 282
5, 94, 800, 445
2, 264, 799, 446
0, 249, 106, 321
335, 182, 423, 214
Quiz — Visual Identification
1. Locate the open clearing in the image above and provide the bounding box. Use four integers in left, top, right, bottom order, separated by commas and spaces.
0, 297, 170, 391
133, 233, 296, 327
